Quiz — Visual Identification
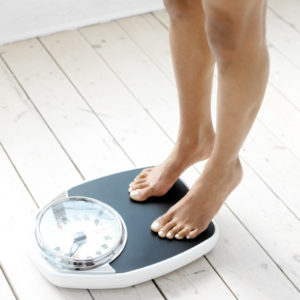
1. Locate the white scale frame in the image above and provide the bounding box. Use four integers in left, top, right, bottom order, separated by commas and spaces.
28, 172, 219, 289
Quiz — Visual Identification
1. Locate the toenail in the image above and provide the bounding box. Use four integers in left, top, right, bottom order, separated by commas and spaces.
166, 232, 173, 239
130, 190, 140, 198
158, 230, 164, 237
151, 221, 160, 231
186, 235, 190, 239
128, 187, 132, 192
175, 234, 180, 239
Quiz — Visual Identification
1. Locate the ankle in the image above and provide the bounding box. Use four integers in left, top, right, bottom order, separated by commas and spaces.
176, 125, 215, 151
203, 156, 243, 181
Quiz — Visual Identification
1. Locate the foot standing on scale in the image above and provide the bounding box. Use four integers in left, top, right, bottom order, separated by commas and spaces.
128, 0, 269, 240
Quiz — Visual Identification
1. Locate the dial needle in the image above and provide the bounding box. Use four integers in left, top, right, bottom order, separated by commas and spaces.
69, 232, 87, 257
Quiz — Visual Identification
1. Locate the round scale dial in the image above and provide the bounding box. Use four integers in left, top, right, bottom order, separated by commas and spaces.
35, 196, 127, 271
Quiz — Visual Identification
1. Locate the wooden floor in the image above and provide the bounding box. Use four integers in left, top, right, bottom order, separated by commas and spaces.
1, 1, 300, 299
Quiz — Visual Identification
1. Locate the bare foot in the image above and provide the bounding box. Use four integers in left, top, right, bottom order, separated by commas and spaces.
150, 158, 243, 239
128, 129, 215, 201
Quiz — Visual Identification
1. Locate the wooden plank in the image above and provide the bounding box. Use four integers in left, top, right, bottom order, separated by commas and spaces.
267, 45, 300, 111
0, 267, 15, 300
39, 30, 175, 168
40, 30, 234, 299
0, 56, 93, 299
0, 39, 133, 182
268, 0, 300, 32
0, 58, 82, 204
266, 8, 300, 69
229, 161, 300, 289
79, 23, 180, 142
0, 145, 92, 300
207, 205, 299, 300
0, 56, 92, 300
119, 14, 174, 81
266, 9, 300, 110
0, 43, 163, 299
90, 282, 164, 300
242, 117, 300, 217
155, 256, 235, 300
118, 13, 172, 77
153, 10, 169, 28
74, 22, 300, 298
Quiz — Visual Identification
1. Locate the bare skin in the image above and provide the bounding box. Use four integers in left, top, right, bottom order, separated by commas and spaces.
129, 0, 215, 200
129, 0, 269, 240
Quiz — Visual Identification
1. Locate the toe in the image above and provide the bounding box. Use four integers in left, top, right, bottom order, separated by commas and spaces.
128, 183, 148, 192
186, 228, 203, 239
129, 179, 147, 187
166, 224, 182, 239
130, 186, 154, 201
175, 226, 192, 240
135, 168, 152, 179
166, 229, 175, 239
158, 221, 176, 238
167, 224, 184, 239
136, 173, 147, 180
151, 214, 173, 232
134, 178, 147, 184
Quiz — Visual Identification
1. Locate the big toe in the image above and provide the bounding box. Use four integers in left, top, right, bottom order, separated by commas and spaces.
150, 214, 172, 233
130, 186, 154, 201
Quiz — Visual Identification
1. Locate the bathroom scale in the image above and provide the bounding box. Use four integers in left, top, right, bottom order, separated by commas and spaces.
29, 167, 219, 289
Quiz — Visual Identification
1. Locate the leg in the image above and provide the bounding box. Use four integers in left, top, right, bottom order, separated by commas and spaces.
129, 0, 215, 201
152, 0, 269, 239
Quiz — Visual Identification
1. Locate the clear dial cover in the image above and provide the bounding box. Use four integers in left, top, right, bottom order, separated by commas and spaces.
35, 196, 127, 271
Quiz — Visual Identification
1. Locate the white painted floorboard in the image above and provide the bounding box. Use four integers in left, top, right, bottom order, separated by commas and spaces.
0, 267, 15, 300
1, 1, 300, 299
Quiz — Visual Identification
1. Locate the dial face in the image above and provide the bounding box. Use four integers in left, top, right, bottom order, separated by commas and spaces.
36, 197, 126, 269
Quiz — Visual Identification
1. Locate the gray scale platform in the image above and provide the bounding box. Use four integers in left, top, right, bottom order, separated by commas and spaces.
67, 167, 216, 273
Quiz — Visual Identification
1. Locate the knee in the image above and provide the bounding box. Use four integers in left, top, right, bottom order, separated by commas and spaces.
163, 0, 202, 21
205, 10, 244, 63
204, 3, 267, 65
